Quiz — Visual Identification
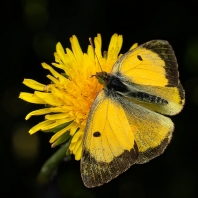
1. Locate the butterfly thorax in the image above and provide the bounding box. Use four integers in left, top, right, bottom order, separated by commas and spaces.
95, 71, 127, 92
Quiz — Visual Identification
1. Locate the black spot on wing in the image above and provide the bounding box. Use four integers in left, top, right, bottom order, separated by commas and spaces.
143, 40, 179, 87
137, 55, 143, 61
93, 131, 101, 137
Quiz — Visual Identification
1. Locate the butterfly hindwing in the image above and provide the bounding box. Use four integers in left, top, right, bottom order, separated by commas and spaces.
121, 81, 185, 116
117, 94, 174, 164
81, 90, 138, 188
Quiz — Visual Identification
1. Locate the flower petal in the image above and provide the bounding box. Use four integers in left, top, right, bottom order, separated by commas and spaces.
108, 34, 123, 59
45, 113, 68, 120
129, 43, 138, 50
70, 35, 83, 62
49, 122, 77, 143
42, 118, 74, 131
25, 108, 60, 120
23, 79, 46, 91
87, 45, 94, 60
69, 123, 79, 136
117, 35, 123, 55
34, 91, 64, 106
46, 75, 60, 84
56, 42, 67, 65
74, 142, 82, 160
29, 120, 55, 134
20, 33, 125, 162
51, 131, 71, 148
108, 33, 118, 55
19, 92, 46, 104
70, 130, 83, 144
94, 33, 102, 58
42, 63, 67, 84
69, 130, 83, 160
73, 134, 82, 154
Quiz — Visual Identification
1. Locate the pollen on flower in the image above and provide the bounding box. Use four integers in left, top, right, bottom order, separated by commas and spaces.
19, 33, 126, 160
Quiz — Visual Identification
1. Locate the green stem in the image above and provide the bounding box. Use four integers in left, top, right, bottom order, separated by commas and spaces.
37, 142, 70, 185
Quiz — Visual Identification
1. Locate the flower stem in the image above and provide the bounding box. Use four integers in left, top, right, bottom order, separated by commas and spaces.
37, 142, 70, 185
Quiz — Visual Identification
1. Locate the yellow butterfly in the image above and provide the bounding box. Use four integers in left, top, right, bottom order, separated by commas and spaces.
80, 40, 185, 188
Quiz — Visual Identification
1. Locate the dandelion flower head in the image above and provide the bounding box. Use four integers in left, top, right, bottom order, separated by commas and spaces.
19, 33, 135, 160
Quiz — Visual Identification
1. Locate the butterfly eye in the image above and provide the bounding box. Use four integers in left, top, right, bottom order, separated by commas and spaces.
93, 131, 101, 137
137, 55, 143, 61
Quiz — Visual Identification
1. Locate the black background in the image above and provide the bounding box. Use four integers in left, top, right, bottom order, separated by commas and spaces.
1, 0, 198, 197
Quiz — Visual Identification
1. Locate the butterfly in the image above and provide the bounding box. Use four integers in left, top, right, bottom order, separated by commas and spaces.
80, 40, 185, 188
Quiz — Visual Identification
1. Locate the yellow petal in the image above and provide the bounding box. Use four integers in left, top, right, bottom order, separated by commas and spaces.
69, 123, 79, 136
42, 118, 74, 131
74, 143, 82, 160
108, 33, 118, 55
56, 42, 67, 65
34, 91, 64, 106
69, 130, 83, 159
117, 35, 123, 55
25, 108, 52, 120
19, 92, 46, 104
87, 45, 94, 60
54, 52, 60, 63
45, 113, 68, 120
129, 43, 138, 50
51, 131, 71, 148
73, 134, 83, 154
71, 131, 83, 144
41, 63, 66, 83
49, 123, 75, 143
69, 142, 75, 151
94, 33, 102, 58
25, 107, 64, 120
23, 79, 46, 91
29, 120, 55, 134
51, 62, 65, 70
66, 48, 76, 61
46, 75, 60, 84
70, 35, 83, 62
50, 87, 65, 100
108, 34, 123, 58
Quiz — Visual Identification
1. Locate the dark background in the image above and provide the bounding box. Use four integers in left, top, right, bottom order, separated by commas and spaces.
1, 0, 198, 197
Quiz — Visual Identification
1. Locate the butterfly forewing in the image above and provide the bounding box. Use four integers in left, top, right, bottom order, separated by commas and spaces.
112, 40, 185, 116
112, 40, 179, 87
81, 90, 139, 188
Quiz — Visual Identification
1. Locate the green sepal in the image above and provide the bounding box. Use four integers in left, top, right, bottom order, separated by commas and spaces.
37, 142, 70, 185
103, 51, 108, 59
61, 72, 69, 78
66, 137, 72, 156
52, 131, 71, 148
42, 121, 73, 133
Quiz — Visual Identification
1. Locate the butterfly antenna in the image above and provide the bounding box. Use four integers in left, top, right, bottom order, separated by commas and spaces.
89, 37, 103, 72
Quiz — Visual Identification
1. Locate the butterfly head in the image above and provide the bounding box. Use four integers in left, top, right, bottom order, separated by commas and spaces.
93, 71, 110, 86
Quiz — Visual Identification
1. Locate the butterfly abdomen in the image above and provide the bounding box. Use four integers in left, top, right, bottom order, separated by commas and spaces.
97, 72, 168, 105
127, 92, 168, 104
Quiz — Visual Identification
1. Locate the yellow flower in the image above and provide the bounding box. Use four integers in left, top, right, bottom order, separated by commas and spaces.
19, 33, 131, 160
